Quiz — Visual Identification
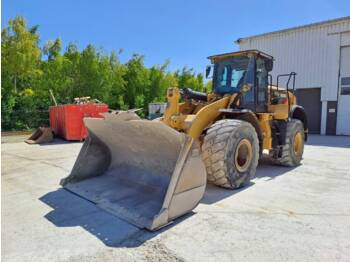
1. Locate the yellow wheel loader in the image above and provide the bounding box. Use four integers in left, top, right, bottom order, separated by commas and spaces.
61, 50, 308, 230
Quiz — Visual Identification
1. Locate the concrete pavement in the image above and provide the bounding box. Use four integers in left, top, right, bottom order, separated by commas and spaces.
2, 135, 350, 261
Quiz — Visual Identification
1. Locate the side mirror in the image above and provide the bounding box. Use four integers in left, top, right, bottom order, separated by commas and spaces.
241, 56, 255, 93
205, 65, 212, 78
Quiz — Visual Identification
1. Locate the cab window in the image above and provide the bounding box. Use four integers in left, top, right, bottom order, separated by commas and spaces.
256, 58, 268, 103
231, 69, 244, 91
214, 56, 249, 94
218, 65, 228, 87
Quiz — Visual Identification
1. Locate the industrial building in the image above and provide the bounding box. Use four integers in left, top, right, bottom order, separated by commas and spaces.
236, 17, 350, 135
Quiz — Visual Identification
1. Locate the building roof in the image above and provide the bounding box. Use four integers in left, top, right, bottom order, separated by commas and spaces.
235, 16, 350, 43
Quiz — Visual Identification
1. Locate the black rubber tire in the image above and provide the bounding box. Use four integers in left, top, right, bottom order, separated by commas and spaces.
202, 119, 259, 189
273, 119, 304, 167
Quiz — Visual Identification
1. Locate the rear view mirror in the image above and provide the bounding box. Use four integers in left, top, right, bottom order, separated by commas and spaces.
206, 65, 212, 78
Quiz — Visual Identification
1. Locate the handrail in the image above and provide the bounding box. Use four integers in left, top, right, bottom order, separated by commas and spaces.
277, 72, 296, 92
276, 72, 297, 118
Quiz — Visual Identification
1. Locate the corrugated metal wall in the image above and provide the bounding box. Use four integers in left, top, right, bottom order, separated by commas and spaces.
238, 19, 350, 101
148, 103, 167, 119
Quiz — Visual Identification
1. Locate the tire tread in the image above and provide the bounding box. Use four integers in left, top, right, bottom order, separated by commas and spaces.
202, 119, 259, 189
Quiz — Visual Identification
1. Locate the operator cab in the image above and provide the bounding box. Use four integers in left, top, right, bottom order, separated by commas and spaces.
207, 50, 273, 112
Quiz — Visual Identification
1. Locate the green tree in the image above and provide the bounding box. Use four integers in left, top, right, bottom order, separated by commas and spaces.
1, 15, 210, 130
123, 54, 150, 109
146, 60, 170, 104
175, 67, 205, 92
1, 16, 41, 93
1, 16, 42, 130
43, 38, 62, 60
105, 51, 127, 109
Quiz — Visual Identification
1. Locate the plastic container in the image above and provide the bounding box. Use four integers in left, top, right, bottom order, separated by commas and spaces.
49, 103, 109, 141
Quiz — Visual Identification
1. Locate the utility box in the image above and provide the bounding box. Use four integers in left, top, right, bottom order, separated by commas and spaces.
49, 103, 109, 141
148, 103, 167, 120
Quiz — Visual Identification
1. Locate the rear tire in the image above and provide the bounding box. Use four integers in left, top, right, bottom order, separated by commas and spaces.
202, 119, 259, 189
271, 119, 304, 167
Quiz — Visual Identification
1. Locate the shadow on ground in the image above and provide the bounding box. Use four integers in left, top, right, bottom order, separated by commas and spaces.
200, 183, 253, 205
40, 188, 194, 247
39, 138, 83, 146
257, 156, 296, 180
201, 156, 296, 205
40, 155, 295, 248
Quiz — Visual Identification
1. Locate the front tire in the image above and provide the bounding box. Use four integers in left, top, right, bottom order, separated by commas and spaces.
202, 119, 259, 189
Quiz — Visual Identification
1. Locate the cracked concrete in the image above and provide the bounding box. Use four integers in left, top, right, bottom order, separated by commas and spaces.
2, 135, 350, 261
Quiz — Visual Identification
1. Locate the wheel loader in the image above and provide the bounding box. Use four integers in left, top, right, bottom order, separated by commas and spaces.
61, 50, 308, 230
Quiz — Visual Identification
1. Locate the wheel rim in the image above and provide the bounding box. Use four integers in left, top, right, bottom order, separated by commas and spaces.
293, 132, 303, 156
234, 139, 253, 173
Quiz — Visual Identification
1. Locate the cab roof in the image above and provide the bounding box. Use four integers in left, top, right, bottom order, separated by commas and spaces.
207, 49, 273, 62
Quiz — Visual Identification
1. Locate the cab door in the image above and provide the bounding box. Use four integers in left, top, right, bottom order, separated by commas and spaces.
240, 57, 268, 112
239, 56, 256, 111
255, 58, 268, 112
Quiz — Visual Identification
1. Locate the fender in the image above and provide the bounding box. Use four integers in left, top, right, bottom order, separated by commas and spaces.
187, 96, 230, 139
290, 105, 308, 141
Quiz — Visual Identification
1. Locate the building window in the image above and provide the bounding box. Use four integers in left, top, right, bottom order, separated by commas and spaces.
341, 77, 350, 95
341, 87, 350, 95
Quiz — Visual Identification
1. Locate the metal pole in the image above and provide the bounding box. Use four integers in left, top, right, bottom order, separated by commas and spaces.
49, 89, 58, 106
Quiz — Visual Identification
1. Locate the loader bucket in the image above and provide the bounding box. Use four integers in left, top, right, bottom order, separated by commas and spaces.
25, 127, 53, 144
60, 114, 206, 230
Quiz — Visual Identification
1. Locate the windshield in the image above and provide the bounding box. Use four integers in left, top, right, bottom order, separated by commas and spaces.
214, 56, 249, 94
